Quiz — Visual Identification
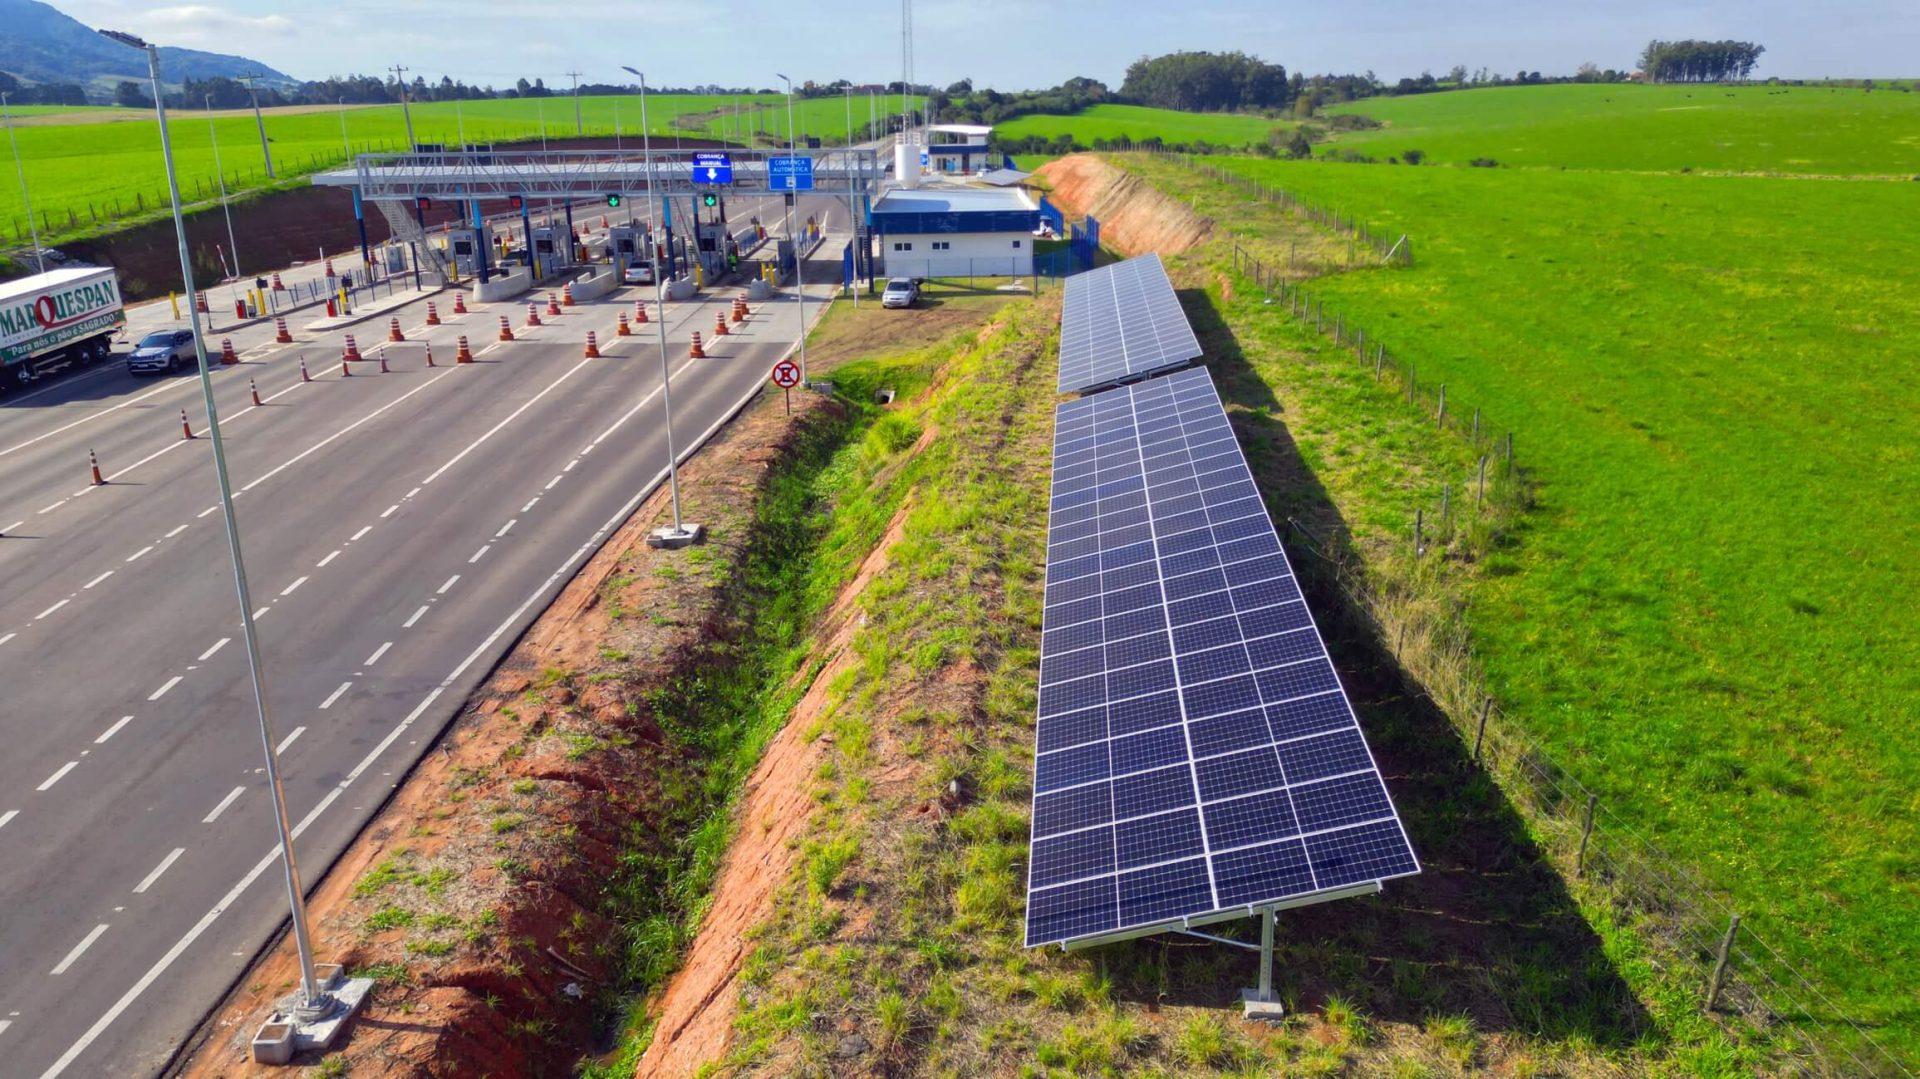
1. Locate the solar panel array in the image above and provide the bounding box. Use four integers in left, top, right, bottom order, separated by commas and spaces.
1025, 365, 1419, 949
1056, 253, 1204, 395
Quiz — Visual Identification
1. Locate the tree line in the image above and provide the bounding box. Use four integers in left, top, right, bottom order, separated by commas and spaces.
1638, 40, 1765, 82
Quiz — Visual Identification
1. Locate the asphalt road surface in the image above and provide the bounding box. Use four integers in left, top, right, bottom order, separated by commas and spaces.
0, 190, 850, 1077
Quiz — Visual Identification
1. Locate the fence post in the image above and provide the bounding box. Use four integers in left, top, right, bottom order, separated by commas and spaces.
1374, 344, 1384, 380
1413, 509, 1424, 557
1477, 456, 1488, 511
1576, 793, 1598, 877
1472, 697, 1491, 763
1504, 432, 1515, 475
1440, 484, 1450, 523
1437, 384, 1447, 425
1472, 407, 1481, 444
1705, 914, 1741, 1012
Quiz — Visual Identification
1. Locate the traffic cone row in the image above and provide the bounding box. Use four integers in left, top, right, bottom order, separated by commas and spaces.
426, 301, 441, 326
562, 283, 575, 307
453, 292, 469, 315
274, 316, 292, 344
499, 316, 514, 341
546, 292, 562, 316
220, 338, 239, 365
713, 311, 729, 337
689, 331, 705, 359
457, 336, 474, 363
634, 300, 649, 324
583, 331, 600, 358
526, 303, 543, 327
616, 312, 631, 336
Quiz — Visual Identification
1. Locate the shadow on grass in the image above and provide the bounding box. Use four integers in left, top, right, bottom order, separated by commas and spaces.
1088, 288, 1653, 1049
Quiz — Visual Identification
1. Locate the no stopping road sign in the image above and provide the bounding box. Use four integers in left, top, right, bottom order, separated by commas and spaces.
770, 359, 801, 388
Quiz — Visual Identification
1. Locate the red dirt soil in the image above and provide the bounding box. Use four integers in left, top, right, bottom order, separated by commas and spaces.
1034, 153, 1214, 256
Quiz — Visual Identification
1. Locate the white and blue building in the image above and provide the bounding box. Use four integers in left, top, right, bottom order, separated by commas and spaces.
870, 185, 1042, 279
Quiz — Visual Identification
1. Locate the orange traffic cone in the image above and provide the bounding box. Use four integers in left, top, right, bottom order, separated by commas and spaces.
342, 355, 352, 377
689, 331, 705, 359
324, 257, 336, 277
634, 300, 649, 324
270, 272, 286, 291
713, 311, 729, 336
600, 215, 608, 229
453, 292, 469, 314
89, 449, 104, 486
274, 316, 292, 343
342, 334, 363, 362
499, 316, 515, 341
731, 298, 747, 323
425, 343, 436, 367
251, 378, 262, 406
220, 337, 239, 365
584, 331, 600, 358
562, 283, 576, 307
300, 357, 312, 382
547, 292, 562, 316
526, 303, 543, 327
378, 349, 390, 373
388, 318, 405, 342
180, 409, 194, 440
426, 301, 441, 326
195, 292, 209, 314
616, 312, 631, 336
457, 336, 474, 363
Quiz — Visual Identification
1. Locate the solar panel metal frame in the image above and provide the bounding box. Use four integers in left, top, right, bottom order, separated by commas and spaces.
1025, 365, 1419, 951
1056, 253, 1204, 395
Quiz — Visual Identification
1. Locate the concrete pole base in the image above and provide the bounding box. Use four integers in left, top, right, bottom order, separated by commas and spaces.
250, 964, 373, 1064
647, 523, 706, 550
1240, 987, 1286, 1023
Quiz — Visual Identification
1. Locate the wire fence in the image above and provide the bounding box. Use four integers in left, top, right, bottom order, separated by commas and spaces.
1220, 237, 1911, 1077
1135, 146, 1413, 267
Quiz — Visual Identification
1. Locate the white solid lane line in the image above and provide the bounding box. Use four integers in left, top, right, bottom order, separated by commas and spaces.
125, 545, 154, 563
364, 641, 393, 666
468, 545, 490, 564
147, 676, 183, 701
49, 924, 110, 976
36, 599, 70, 620
0, 809, 16, 830
198, 638, 230, 661
202, 787, 244, 824
275, 726, 306, 754
402, 604, 429, 629
133, 849, 186, 894
94, 716, 134, 744
280, 576, 309, 597
37, 762, 78, 791
83, 571, 113, 590
437, 575, 460, 595
319, 682, 352, 710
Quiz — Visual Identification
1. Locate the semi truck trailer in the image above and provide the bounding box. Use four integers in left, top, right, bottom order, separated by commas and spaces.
0, 266, 125, 391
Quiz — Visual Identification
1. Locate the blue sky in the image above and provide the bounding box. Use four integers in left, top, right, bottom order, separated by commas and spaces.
59, 0, 1920, 90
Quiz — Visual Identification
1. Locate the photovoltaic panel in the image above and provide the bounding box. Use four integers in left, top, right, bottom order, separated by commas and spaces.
1056, 253, 1204, 395
1025, 365, 1419, 949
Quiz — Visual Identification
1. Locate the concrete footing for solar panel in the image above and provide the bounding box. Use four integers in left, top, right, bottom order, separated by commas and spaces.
1163, 884, 1384, 1022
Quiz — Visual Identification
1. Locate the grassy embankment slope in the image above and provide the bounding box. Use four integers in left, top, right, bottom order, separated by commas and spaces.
0, 93, 921, 247
1318, 81, 1920, 173
1138, 83, 1920, 1062
994, 103, 1289, 149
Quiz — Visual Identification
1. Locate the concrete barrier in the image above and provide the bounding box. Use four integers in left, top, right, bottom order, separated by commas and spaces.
745, 279, 775, 302
475, 267, 533, 303
665, 276, 698, 302
569, 268, 619, 303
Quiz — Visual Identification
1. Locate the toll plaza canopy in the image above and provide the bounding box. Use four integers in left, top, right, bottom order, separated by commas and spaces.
311, 147, 883, 202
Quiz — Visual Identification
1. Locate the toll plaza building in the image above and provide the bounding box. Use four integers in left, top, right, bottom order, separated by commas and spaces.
870, 185, 1042, 279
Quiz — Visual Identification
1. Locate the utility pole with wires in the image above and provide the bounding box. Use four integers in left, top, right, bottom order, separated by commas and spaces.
389, 65, 416, 149
1, 93, 44, 274
566, 70, 584, 134
237, 74, 274, 177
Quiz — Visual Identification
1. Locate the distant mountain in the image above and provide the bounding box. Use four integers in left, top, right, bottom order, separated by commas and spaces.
0, 0, 294, 95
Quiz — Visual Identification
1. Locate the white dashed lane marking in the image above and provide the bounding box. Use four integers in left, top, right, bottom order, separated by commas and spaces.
275, 726, 306, 754
37, 761, 78, 791
147, 676, 182, 701
202, 787, 244, 824
199, 638, 230, 661
49, 924, 110, 975
402, 605, 429, 629
364, 641, 392, 666
133, 849, 186, 894
95, 716, 134, 744
319, 682, 352, 710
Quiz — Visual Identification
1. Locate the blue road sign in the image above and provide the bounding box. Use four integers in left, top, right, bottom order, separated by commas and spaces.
768, 155, 814, 191
692, 152, 733, 185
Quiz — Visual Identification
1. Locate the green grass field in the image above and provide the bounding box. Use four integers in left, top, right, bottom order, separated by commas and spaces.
994, 103, 1288, 148
1320, 82, 1920, 174
1193, 152, 1920, 1057
0, 92, 919, 246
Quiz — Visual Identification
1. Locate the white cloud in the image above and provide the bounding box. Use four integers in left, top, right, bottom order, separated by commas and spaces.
134, 4, 297, 47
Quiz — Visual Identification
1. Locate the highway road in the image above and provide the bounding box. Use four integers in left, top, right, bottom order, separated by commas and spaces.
0, 189, 852, 1077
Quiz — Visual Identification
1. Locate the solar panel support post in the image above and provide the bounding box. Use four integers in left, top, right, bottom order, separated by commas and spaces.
1240, 907, 1285, 1020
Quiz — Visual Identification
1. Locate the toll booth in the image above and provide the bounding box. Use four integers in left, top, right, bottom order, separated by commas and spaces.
691, 218, 731, 281
607, 224, 646, 268
448, 227, 493, 277
530, 226, 569, 275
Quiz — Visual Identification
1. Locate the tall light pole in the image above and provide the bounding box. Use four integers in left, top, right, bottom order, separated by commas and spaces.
1, 92, 44, 274
206, 95, 242, 288
844, 86, 858, 306
99, 27, 353, 1034
622, 65, 700, 548
390, 65, 416, 149
238, 73, 274, 177
567, 70, 584, 135
776, 73, 809, 386
337, 95, 349, 159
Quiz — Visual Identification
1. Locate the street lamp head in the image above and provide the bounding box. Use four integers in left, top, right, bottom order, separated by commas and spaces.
621, 65, 642, 78
98, 28, 148, 49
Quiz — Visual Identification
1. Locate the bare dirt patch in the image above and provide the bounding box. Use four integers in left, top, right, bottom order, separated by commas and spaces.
175, 382, 846, 1078
1035, 152, 1214, 255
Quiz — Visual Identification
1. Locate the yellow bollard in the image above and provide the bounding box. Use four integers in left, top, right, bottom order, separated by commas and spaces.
169, 291, 180, 320
693, 263, 704, 288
